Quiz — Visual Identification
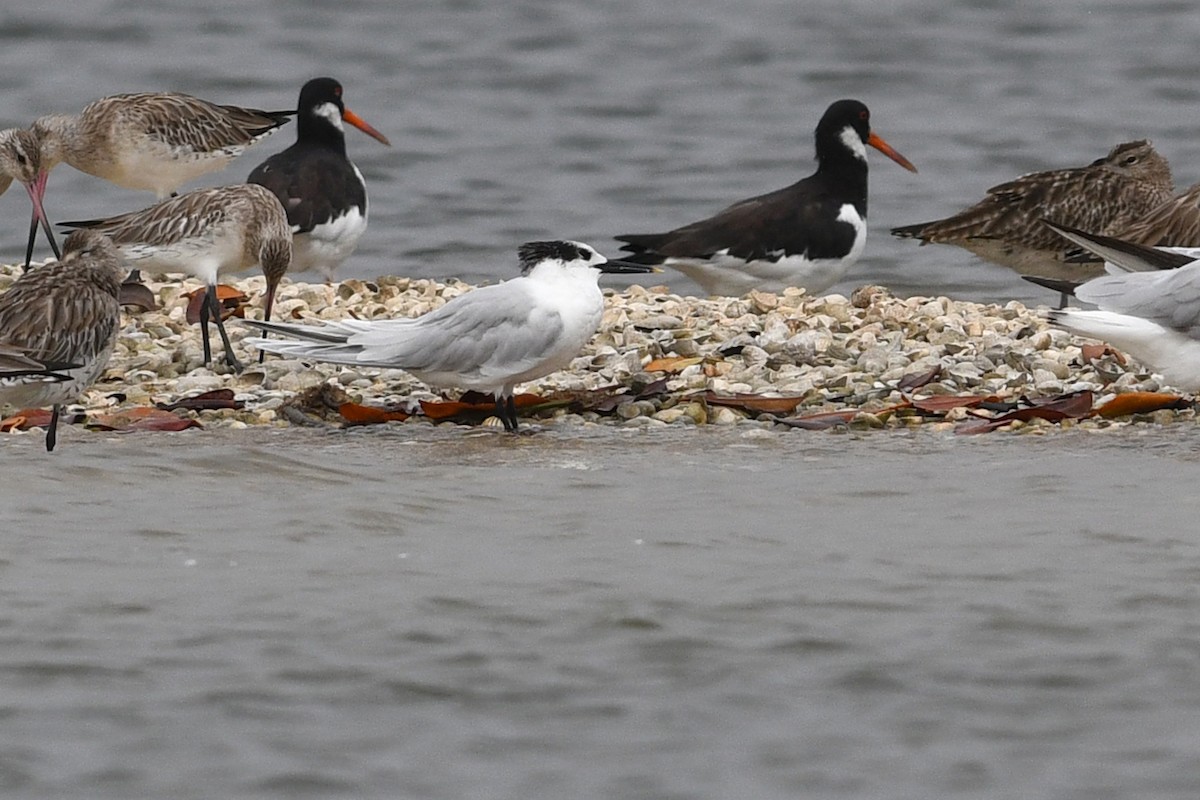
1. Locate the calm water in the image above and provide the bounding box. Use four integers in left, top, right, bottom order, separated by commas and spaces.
3, 1, 1200, 797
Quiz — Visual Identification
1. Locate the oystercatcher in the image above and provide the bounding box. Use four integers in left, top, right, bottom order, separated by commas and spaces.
248, 77, 391, 284
615, 99, 917, 297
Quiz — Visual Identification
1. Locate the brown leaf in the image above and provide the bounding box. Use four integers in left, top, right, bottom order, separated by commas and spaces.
644, 356, 703, 374
955, 390, 1094, 434
704, 391, 805, 415
909, 395, 990, 413
1080, 342, 1127, 365
776, 409, 860, 429
1, 408, 56, 431
1095, 391, 1189, 419
156, 388, 243, 412
185, 285, 249, 325
118, 281, 158, 312
88, 407, 203, 433
896, 365, 942, 392
338, 402, 411, 425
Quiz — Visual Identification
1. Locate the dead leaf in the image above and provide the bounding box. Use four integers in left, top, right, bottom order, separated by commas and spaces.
896, 366, 943, 392
185, 285, 249, 325
776, 409, 860, 429
644, 356, 703, 374
118, 281, 158, 312
1080, 343, 1127, 365
338, 402, 411, 425
703, 391, 806, 416
420, 393, 541, 423
88, 407, 203, 433
1095, 391, 1189, 419
909, 395, 990, 413
156, 388, 244, 412
955, 390, 1094, 434
1, 408, 56, 431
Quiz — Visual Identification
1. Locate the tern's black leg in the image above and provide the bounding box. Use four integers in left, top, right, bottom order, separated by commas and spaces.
207, 284, 244, 373
1058, 291, 1070, 310
494, 394, 514, 432
45, 404, 60, 452
506, 395, 519, 432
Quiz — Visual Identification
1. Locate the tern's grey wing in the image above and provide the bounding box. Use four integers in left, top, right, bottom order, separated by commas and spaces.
351, 282, 564, 376
1076, 265, 1200, 336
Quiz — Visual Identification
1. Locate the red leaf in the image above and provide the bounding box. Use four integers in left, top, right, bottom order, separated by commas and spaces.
156, 388, 244, 412
88, 407, 203, 432
338, 402, 410, 425
955, 390, 1094, 434
704, 391, 805, 415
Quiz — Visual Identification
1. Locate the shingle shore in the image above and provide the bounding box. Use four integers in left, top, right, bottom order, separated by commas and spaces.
2, 264, 1190, 434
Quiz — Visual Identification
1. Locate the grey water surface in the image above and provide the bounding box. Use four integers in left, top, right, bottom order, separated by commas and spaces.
2, 1, 1200, 798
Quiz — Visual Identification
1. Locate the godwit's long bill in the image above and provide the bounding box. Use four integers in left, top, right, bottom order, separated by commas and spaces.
0, 229, 124, 450
248, 77, 391, 284
615, 99, 917, 297
25, 90, 293, 270
248, 241, 657, 432
59, 183, 292, 372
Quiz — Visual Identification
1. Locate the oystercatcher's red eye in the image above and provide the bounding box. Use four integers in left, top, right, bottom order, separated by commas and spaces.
859, 110, 868, 120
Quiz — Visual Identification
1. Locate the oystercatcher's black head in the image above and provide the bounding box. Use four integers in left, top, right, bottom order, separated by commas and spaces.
295, 77, 391, 147
814, 99, 917, 174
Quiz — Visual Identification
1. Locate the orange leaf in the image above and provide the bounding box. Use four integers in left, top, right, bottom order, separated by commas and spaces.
185, 285, 249, 324
645, 356, 703, 374
1095, 391, 1189, 419
338, 402, 410, 425
0, 408, 55, 431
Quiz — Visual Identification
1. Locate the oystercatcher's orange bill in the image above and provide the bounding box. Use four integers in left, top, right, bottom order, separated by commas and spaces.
867, 131, 917, 173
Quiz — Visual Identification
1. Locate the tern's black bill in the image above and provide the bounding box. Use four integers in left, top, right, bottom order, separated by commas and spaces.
598, 258, 660, 275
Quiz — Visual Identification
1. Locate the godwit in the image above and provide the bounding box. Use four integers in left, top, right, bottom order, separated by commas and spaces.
0, 229, 124, 451
615, 99, 917, 297
26, 90, 293, 271
248, 77, 391, 284
891, 140, 1174, 284
60, 183, 292, 373
247, 241, 656, 432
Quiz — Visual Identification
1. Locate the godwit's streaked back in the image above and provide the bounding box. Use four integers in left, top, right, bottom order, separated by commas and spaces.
0, 229, 124, 451
615, 99, 917, 298
60, 183, 292, 373
25, 91, 293, 270
248, 77, 391, 284
247, 241, 657, 432
891, 140, 1174, 283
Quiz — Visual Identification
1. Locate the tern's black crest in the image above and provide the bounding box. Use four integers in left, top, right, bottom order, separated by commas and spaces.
518, 240, 593, 274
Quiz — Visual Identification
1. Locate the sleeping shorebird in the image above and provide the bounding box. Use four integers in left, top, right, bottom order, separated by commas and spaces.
59, 184, 292, 373
891, 140, 1174, 285
247, 240, 657, 432
0, 128, 60, 268
24, 90, 293, 271
0, 229, 124, 451
248, 77, 391, 284
615, 99, 917, 297
1040, 221, 1200, 391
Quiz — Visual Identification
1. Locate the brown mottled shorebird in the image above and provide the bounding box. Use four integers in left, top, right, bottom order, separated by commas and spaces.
24, 91, 293, 271
248, 77, 391, 284
891, 140, 1174, 283
0, 229, 124, 451
59, 183, 292, 373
